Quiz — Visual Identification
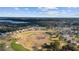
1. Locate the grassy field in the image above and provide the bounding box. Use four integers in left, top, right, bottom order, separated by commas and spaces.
11, 39, 30, 51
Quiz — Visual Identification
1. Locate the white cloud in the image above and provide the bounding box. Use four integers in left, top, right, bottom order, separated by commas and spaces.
14, 7, 20, 10
60, 10, 68, 14
37, 10, 59, 17
38, 7, 47, 11
60, 9, 72, 14
46, 11, 59, 15
24, 8, 29, 10
38, 7, 58, 12
67, 9, 71, 12
44, 7, 58, 9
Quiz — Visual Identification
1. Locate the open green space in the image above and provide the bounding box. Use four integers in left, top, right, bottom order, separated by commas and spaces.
11, 39, 30, 51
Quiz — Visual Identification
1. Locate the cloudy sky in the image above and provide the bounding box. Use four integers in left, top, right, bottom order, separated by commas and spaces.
0, 7, 79, 17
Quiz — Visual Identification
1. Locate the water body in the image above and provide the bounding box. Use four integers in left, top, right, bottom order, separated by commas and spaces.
0, 19, 28, 24
0, 18, 31, 34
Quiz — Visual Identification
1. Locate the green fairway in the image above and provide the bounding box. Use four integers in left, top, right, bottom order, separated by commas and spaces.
11, 40, 30, 51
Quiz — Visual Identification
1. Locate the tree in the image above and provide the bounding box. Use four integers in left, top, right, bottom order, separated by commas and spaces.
61, 44, 78, 51
40, 40, 60, 51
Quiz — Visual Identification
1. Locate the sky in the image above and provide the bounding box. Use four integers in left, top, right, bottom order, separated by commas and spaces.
0, 7, 79, 17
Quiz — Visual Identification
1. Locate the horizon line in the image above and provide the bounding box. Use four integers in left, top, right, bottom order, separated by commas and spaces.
0, 16, 79, 18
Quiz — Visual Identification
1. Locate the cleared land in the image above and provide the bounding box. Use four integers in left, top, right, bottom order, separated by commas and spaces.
10, 29, 66, 50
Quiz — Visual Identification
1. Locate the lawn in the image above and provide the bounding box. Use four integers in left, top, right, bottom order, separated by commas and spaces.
11, 40, 30, 51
